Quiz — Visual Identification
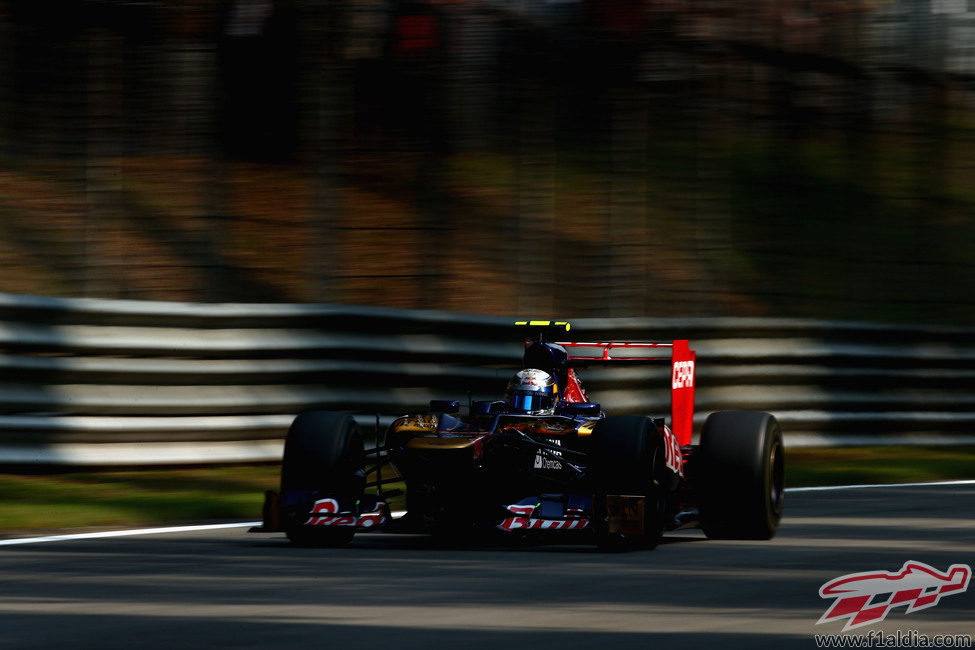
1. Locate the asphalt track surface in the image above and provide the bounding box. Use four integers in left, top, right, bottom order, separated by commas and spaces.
2, 484, 974, 649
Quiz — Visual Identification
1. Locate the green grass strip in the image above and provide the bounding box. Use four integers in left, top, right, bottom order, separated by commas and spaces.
785, 446, 975, 488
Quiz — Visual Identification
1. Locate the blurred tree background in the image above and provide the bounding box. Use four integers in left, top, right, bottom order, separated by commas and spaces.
0, 0, 972, 323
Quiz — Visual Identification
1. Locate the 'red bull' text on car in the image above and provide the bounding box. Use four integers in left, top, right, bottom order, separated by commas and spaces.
252, 321, 784, 550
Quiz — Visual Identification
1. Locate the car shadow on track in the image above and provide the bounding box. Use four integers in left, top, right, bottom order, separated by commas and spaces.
244, 530, 709, 554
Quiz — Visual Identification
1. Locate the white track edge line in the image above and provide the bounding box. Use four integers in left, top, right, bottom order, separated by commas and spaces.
0, 522, 261, 546
786, 479, 975, 492
0, 511, 411, 547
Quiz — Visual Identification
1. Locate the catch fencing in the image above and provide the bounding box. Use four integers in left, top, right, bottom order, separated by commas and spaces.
0, 292, 973, 464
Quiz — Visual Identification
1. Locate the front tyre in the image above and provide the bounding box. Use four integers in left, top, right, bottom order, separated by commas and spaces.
590, 415, 670, 551
698, 411, 784, 540
281, 411, 365, 547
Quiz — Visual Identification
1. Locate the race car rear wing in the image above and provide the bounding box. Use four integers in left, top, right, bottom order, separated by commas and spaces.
557, 340, 697, 446
515, 321, 696, 445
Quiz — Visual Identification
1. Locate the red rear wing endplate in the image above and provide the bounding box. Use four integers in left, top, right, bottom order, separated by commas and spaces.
558, 340, 696, 446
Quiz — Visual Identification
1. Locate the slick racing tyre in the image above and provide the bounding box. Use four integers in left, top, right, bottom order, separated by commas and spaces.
281, 411, 365, 547
698, 411, 784, 540
590, 415, 670, 551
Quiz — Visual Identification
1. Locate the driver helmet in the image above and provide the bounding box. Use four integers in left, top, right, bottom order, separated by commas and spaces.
505, 369, 559, 415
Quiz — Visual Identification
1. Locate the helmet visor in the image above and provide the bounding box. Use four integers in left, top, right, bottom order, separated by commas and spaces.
508, 391, 555, 413
510, 393, 539, 412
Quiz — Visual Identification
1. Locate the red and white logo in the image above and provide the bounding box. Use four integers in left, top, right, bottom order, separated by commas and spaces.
818, 561, 971, 631
662, 425, 683, 477
304, 498, 387, 528
671, 360, 694, 389
518, 369, 545, 388
497, 504, 589, 532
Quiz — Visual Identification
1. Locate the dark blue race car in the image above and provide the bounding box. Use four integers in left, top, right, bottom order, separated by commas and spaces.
253, 321, 784, 550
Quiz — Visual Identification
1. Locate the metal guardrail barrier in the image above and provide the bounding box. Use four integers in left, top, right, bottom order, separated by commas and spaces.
1, 292, 973, 464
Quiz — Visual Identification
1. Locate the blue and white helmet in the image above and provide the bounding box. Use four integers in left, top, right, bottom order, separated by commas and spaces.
505, 369, 559, 415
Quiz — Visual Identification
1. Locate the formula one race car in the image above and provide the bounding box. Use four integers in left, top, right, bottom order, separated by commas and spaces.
253, 321, 784, 550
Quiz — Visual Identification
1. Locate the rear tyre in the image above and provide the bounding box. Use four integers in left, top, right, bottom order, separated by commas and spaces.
698, 411, 784, 540
590, 415, 669, 551
281, 411, 365, 547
